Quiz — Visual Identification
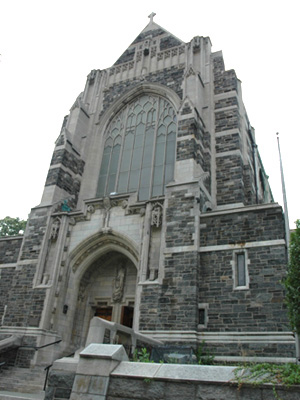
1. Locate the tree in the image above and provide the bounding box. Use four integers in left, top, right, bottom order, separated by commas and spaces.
0, 216, 27, 237
283, 219, 300, 362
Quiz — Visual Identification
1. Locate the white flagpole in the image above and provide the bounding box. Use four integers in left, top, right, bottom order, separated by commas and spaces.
276, 132, 290, 250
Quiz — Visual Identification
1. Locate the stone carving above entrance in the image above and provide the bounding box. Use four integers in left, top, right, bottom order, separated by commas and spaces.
151, 203, 163, 227
112, 264, 126, 303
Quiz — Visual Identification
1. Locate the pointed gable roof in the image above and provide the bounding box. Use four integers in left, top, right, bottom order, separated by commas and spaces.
114, 14, 184, 66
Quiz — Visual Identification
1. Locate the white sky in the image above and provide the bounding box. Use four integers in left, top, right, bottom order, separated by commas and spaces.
0, 0, 299, 228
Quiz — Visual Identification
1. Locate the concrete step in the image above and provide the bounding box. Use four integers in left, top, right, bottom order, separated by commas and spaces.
0, 391, 44, 400
0, 366, 47, 394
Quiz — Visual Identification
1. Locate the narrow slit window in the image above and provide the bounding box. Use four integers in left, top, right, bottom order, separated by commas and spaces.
233, 250, 249, 290
237, 253, 246, 287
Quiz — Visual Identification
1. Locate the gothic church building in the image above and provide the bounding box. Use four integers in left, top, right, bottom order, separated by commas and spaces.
0, 15, 294, 366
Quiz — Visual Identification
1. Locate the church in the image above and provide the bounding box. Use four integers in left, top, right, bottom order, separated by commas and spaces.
0, 14, 294, 368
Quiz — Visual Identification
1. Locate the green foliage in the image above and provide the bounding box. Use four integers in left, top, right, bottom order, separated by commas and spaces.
234, 363, 300, 400
196, 340, 215, 365
283, 219, 300, 334
0, 216, 27, 237
132, 347, 152, 363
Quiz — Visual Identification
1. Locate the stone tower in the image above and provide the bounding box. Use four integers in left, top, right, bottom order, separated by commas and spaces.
0, 15, 294, 367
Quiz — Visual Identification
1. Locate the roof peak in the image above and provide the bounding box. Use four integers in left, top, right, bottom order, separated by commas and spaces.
141, 12, 160, 33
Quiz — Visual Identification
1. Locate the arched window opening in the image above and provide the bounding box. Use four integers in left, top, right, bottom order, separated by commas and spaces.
97, 94, 177, 201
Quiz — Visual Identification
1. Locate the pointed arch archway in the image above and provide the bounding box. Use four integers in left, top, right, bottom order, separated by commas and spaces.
62, 230, 140, 351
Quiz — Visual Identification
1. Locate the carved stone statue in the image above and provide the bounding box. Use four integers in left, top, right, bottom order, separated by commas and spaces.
112, 265, 126, 303
50, 218, 61, 240
103, 197, 111, 228
151, 204, 162, 227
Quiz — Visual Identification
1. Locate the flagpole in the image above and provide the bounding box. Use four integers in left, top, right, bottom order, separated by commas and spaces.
276, 132, 290, 250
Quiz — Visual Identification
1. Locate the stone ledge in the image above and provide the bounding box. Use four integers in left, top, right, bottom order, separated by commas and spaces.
111, 362, 236, 383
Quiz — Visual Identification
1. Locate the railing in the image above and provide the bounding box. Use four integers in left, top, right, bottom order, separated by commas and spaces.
43, 351, 74, 391
19, 339, 62, 351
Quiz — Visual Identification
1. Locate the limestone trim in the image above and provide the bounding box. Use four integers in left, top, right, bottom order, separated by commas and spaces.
201, 202, 283, 218
140, 330, 295, 346
96, 82, 181, 134
199, 239, 285, 253
0, 263, 17, 268
215, 149, 242, 158
214, 104, 239, 113
15, 259, 39, 265
215, 128, 241, 137
0, 235, 23, 242
164, 245, 197, 254
214, 90, 238, 100
176, 134, 196, 142
68, 230, 139, 276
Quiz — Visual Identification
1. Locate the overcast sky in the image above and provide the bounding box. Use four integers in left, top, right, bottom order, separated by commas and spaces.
0, 0, 299, 228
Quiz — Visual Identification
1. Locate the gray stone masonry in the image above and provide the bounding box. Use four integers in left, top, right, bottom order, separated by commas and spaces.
46, 370, 76, 400
216, 154, 244, 205
166, 189, 195, 248
44, 347, 300, 400
3, 263, 46, 327
198, 205, 292, 356
215, 109, 240, 133
100, 66, 185, 117
20, 208, 48, 261
50, 149, 85, 176
215, 132, 241, 153
139, 252, 199, 331
0, 267, 15, 317
0, 236, 22, 263
200, 206, 285, 246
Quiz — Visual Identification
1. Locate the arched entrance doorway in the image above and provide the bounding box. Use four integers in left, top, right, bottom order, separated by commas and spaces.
71, 250, 137, 349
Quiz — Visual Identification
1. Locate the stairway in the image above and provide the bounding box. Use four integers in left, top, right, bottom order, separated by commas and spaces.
0, 366, 46, 399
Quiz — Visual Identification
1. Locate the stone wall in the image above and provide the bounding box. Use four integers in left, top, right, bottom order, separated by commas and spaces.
45, 345, 300, 400
200, 205, 285, 245
20, 208, 48, 260
140, 187, 200, 332
101, 66, 185, 116
198, 205, 291, 356
0, 237, 22, 317
0, 236, 22, 263
3, 263, 46, 327
0, 267, 15, 318
107, 374, 300, 400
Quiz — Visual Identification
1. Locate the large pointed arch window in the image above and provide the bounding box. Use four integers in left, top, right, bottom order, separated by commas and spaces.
97, 94, 177, 201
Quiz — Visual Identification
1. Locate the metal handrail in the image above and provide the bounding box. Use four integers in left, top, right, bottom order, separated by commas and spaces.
19, 339, 62, 351
43, 351, 74, 391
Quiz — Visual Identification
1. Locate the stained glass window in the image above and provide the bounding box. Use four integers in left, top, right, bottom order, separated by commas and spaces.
97, 95, 177, 201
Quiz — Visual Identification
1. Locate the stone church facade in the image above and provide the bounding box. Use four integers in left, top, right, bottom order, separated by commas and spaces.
0, 16, 294, 367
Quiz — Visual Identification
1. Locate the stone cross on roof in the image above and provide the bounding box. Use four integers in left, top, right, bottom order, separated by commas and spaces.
148, 12, 156, 24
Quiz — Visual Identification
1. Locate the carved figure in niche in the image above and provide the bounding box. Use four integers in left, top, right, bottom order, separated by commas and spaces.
50, 218, 61, 240
78, 284, 86, 303
103, 197, 111, 228
112, 264, 126, 303
151, 204, 162, 227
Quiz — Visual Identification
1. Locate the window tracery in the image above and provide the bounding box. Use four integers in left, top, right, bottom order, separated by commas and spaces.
97, 94, 177, 201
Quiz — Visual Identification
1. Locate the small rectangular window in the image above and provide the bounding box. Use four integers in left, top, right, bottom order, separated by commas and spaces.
233, 250, 249, 290
198, 309, 205, 325
237, 253, 246, 287
198, 303, 208, 329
